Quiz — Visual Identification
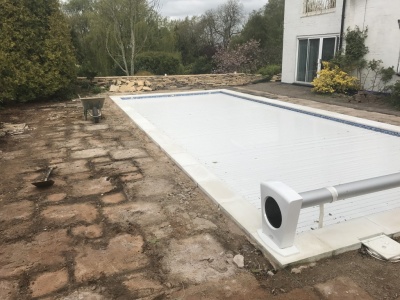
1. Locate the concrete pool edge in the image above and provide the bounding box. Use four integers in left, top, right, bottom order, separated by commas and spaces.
110, 89, 400, 268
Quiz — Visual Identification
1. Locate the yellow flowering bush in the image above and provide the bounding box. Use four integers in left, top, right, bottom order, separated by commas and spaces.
312, 62, 360, 94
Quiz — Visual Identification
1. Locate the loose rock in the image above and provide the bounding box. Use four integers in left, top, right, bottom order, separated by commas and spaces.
291, 265, 308, 274
233, 255, 244, 268
267, 271, 275, 277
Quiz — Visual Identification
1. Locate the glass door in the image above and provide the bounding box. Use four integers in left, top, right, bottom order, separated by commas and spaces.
321, 37, 336, 62
296, 36, 337, 83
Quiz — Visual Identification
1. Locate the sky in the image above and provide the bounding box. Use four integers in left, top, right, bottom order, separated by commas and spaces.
158, 0, 267, 20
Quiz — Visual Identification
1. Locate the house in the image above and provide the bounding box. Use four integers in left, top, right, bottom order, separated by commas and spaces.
281, 0, 400, 90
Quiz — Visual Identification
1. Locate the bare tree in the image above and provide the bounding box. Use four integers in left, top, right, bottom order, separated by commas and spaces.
202, 0, 244, 49
201, 11, 218, 48
97, 0, 160, 76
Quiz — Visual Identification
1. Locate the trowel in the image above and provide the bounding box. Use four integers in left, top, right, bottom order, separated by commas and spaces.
32, 167, 55, 188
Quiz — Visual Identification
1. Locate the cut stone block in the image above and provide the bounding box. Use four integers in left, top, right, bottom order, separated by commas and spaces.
109, 85, 119, 92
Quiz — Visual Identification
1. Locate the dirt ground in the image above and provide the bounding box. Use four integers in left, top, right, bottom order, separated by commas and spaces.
0, 83, 400, 300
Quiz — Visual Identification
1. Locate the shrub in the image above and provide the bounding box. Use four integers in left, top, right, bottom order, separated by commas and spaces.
91, 86, 102, 94
191, 56, 213, 74
357, 59, 396, 92
332, 27, 368, 74
0, 0, 77, 103
77, 63, 98, 81
312, 62, 359, 94
181, 64, 193, 75
389, 80, 400, 108
135, 70, 154, 76
177, 64, 186, 75
258, 65, 281, 81
135, 52, 181, 75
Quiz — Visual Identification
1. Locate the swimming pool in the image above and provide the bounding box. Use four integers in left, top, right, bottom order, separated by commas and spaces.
111, 89, 400, 265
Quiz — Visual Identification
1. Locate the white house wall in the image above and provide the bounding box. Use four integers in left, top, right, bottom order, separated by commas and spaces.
282, 0, 400, 90
345, 0, 400, 90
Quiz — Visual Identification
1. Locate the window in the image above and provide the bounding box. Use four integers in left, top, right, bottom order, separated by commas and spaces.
304, 0, 336, 14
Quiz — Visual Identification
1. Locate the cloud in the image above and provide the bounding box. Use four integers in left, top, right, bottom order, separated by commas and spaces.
159, 0, 266, 20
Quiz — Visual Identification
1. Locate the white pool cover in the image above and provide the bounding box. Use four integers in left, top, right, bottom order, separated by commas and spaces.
112, 90, 400, 265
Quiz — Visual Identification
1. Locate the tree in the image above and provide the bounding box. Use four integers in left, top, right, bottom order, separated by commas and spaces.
213, 39, 262, 73
173, 17, 198, 65
62, 0, 94, 56
173, 17, 215, 64
202, 0, 244, 49
171, 16, 216, 74
96, 0, 161, 76
144, 18, 177, 54
63, 0, 178, 76
0, 0, 77, 103
62, 0, 98, 76
201, 11, 219, 49
233, 0, 284, 65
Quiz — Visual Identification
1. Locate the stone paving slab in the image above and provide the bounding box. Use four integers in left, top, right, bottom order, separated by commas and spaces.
167, 272, 271, 299
123, 273, 164, 298
30, 269, 69, 298
74, 234, 149, 282
45, 192, 67, 203
162, 234, 237, 284
103, 202, 166, 228
0, 200, 34, 222
0, 230, 71, 277
314, 276, 374, 300
0, 280, 18, 300
72, 224, 103, 239
101, 192, 126, 204
127, 177, 175, 197
71, 148, 108, 159
55, 160, 89, 175
84, 124, 109, 131
110, 148, 148, 160
94, 160, 139, 175
69, 177, 115, 196
1, 221, 33, 240
59, 289, 106, 300
274, 288, 320, 300
41, 203, 98, 224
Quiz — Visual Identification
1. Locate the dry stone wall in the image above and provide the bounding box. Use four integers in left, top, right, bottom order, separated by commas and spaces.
79, 74, 262, 93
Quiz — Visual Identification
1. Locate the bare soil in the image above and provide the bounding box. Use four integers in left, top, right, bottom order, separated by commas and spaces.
0, 84, 400, 300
